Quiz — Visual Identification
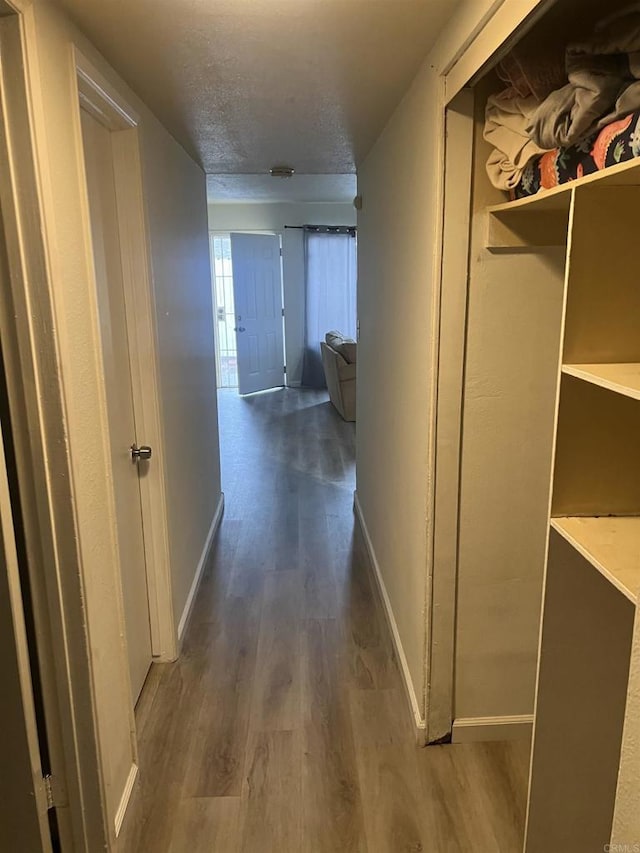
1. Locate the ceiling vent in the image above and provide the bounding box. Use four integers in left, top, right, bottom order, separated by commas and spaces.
270, 166, 295, 178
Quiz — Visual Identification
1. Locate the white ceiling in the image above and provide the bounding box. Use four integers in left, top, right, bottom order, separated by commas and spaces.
56, 0, 459, 180
207, 173, 356, 203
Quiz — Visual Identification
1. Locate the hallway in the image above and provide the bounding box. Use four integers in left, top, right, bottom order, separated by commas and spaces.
121, 388, 529, 852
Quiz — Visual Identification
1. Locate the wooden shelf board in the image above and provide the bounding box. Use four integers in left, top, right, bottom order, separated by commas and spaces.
486, 206, 570, 250
487, 155, 640, 216
562, 364, 640, 401
488, 185, 572, 215
550, 516, 640, 603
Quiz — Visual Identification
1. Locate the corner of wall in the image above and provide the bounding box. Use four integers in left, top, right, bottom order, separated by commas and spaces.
353, 492, 426, 741
176, 491, 224, 644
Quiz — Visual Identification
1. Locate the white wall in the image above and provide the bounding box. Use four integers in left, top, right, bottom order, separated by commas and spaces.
355, 0, 545, 732
356, 57, 441, 723
23, 0, 221, 843
208, 202, 356, 386
144, 133, 221, 631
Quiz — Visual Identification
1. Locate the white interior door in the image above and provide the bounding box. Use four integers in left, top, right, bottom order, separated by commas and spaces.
231, 233, 285, 394
0, 415, 52, 851
81, 109, 152, 703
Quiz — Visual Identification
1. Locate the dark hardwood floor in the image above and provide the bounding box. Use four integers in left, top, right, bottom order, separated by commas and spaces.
120, 387, 529, 852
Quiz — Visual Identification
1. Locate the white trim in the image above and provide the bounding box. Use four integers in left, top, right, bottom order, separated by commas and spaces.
73, 49, 140, 128
114, 763, 138, 837
451, 715, 534, 743
69, 56, 142, 814
438, 0, 506, 77
354, 491, 425, 739
421, 70, 448, 747
1, 11, 107, 849
177, 493, 225, 643
426, 88, 475, 745
443, 0, 554, 101
73, 51, 178, 663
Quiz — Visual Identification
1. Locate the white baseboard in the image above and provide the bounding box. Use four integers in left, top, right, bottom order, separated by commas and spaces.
177, 492, 224, 644
353, 491, 426, 741
114, 762, 138, 837
286, 380, 302, 388
451, 714, 534, 743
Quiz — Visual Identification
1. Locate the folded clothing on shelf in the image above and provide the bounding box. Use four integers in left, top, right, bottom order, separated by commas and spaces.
512, 109, 640, 199
484, 91, 550, 190
529, 5, 640, 150
485, 4, 640, 195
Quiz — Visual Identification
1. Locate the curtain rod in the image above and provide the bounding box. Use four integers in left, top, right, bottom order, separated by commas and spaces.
284, 224, 357, 234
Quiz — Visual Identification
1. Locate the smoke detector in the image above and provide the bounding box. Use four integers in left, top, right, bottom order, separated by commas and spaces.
270, 166, 295, 178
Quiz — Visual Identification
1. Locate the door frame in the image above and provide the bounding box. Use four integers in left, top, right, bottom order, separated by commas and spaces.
0, 402, 52, 852
73, 50, 176, 663
0, 5, 105, 849
209, 230, 240, 390
425, 0, 561, 743
425, 87, 475, 744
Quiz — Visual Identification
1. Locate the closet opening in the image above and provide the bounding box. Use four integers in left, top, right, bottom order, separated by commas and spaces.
434, 0, 640, 849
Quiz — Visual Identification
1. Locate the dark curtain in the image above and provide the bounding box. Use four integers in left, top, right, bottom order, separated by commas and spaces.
301, 229, 357, 388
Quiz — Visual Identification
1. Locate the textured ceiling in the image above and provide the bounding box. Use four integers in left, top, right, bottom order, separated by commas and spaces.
207, 173, 356, 203
55, 0, 459, 175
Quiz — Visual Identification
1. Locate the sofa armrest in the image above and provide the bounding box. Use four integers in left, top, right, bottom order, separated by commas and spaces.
337, 361, 357, 382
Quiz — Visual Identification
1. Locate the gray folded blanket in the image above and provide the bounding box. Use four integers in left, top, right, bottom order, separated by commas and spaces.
484, 92, 550, 190
529, 4, 640, 149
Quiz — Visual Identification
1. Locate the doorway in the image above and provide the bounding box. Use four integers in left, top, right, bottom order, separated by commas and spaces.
210, 231, 286, 395
210, 234, 239, 388
80, 107, 153, 703
74, 57, 177, 709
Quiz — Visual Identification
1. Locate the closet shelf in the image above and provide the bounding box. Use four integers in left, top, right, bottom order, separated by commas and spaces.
488, 186, 572, 216
486, 183, 571, 250
486, 154, 640, 227
486, 205, 570, 251
550, 516, 640, 603
562, 364, 640, 400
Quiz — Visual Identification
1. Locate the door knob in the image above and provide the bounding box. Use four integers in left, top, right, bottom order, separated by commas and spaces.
131, 444, 152, 461
234, 326, 246, 332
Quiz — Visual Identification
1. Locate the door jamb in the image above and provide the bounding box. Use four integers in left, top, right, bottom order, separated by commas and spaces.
208, 231, 226, 389
0, 7, 106, 850
73, 49, 177, 662
425, 89, 475, 743
425, 0, 562, 744
0, 407, 53, 851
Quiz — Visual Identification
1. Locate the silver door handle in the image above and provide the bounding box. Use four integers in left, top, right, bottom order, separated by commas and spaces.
234, 326, 246, 332
131, 444, 152, 461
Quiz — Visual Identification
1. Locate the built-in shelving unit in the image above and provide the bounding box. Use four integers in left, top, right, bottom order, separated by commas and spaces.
551, 516, 640, 603
552, 375, 640, 517
486, 149, 640, 853
486, 157, 640, 252
454, 78, 567, 763
527, 526, 634, 852
486, 190, 571, 251
561, 364, 640, 400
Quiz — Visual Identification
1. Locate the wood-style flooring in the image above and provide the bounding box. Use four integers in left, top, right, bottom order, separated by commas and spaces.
120, 388, 529, 852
